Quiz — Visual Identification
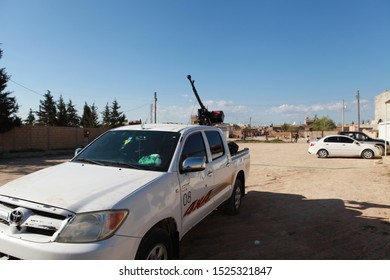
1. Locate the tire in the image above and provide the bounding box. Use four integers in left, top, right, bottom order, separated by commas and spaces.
224, 178, 243, 215
135, 228, 173, 260
317, 149, 328, 158
361, 149, 374, 159
375, 145, 384, 156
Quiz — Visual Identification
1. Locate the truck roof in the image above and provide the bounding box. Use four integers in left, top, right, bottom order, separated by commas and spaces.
111, 123, 220, 133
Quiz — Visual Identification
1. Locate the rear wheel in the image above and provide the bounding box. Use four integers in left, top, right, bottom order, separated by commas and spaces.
224, 178, 243, 215
362, 149, 374, 159
135, 228, 173, 260
317, 149, 328, 158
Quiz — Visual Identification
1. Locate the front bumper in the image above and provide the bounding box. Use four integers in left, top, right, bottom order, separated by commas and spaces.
0, 233, 141, 260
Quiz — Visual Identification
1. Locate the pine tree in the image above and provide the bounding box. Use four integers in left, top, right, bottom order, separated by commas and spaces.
66, 99, 80, 127
24, 108, 36, 125
81, 102, 93, 128
109, 99, 126, 128
90, 103, 99, 127
102, 102, 111, 127
0, 48, 21, 133
56, 95, 67, 126
82, 102, 100, 128
36, 90, 57, 125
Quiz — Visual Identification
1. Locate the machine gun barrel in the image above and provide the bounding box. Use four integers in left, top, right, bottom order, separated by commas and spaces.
186, 74, 224, 126
187, 75, 206, 110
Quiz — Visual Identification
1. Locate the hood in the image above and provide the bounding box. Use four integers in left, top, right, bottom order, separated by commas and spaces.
0, 162, 163, 213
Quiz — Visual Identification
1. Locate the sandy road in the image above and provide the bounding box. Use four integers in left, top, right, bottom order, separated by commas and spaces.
1, 142, 390, 259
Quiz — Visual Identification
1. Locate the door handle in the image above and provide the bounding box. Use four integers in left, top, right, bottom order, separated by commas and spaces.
207, 170, 213, 177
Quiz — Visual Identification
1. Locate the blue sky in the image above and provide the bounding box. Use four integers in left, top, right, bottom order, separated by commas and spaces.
1, 0, 389, 126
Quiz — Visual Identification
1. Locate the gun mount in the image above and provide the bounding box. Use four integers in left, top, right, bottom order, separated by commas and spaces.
187, 75, 224, 126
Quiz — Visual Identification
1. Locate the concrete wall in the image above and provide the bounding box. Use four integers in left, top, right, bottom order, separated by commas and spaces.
0, 126, 108, 153
378, 122, 390, 142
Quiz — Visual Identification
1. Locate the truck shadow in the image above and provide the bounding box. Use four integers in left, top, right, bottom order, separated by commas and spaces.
180, 191, 390, 259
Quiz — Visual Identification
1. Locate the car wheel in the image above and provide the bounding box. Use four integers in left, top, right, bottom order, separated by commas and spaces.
224, 178, 243, 215
317, 149, 328, 158
362, 149, 374, 159
375, 145, 384, 156
135, 228, 173, 260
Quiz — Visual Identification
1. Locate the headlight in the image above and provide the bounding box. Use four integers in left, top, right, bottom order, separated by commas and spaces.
56, 210, 128, 243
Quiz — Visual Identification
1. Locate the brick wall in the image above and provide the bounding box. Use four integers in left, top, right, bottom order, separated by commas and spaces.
0, 126, 108, 153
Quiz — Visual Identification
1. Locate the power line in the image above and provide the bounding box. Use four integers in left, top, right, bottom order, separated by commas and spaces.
9, 79, 44, 97
123, 102, 150, 113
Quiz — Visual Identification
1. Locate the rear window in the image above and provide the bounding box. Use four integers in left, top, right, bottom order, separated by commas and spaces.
205, 131, 225, 160
324, 136, 339, 143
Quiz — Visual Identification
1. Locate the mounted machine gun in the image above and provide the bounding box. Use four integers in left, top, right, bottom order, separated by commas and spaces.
187, 75, 224, 126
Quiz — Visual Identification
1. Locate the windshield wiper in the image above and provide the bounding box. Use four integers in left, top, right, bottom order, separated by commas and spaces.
99, 161, 142, 169
73, 158, 105, 166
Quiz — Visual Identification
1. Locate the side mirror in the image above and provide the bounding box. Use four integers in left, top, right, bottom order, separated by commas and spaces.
182, 157, 206, 173
74, 148, 83, 156
354, 141, 360, 146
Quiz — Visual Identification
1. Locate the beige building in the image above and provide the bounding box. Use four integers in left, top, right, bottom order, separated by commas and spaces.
375, 90, 390, 123
375, 90, 390, 142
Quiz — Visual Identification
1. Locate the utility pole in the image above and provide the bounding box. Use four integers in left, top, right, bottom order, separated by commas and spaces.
356, 90, 360, 131
150, 104, 153, 124
342, 99, 345, 131
154, 92, 157, 124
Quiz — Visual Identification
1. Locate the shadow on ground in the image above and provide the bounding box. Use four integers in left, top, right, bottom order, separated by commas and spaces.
180, 190, 390, 260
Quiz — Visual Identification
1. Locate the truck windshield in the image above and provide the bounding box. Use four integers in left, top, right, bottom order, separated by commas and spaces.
72, 130, 180, 172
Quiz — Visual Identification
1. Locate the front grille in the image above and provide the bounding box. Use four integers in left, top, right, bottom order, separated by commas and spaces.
0, 198, 72, 242
26, 226, 57, 236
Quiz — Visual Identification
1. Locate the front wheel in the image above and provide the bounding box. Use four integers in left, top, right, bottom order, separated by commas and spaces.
224, 178, 243, 215
375, 145, 384, 156
361, 149, 374, 159
135, 228, 173, 260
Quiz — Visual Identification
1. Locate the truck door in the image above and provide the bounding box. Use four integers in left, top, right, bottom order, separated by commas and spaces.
204, 130, 234, 206
178, 131, 215, 234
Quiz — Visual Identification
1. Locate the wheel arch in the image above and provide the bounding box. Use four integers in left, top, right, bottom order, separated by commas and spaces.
235, 170, 246, 197
143, 217, 180, 259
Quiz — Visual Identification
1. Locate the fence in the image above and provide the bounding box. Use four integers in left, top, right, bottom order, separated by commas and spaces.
0, 126, 108, 154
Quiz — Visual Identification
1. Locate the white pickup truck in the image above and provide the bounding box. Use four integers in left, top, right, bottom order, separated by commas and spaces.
0, 124, 250, 259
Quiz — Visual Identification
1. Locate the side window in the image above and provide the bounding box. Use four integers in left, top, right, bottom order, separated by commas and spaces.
205, 130, 225, 160
324, 136, 339, 143
180, 132, 207, 171
354, 134, 363, 141
339, 136, 354, 144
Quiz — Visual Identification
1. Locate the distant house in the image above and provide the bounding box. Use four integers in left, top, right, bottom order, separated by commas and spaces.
375, 90, 390, 142
304, 116, 316, 127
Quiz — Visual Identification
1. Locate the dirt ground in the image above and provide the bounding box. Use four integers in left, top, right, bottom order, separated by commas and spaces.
1, 142, 390, 259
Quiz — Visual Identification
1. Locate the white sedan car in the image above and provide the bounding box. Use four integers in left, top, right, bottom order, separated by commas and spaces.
308, 135, 381, 159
